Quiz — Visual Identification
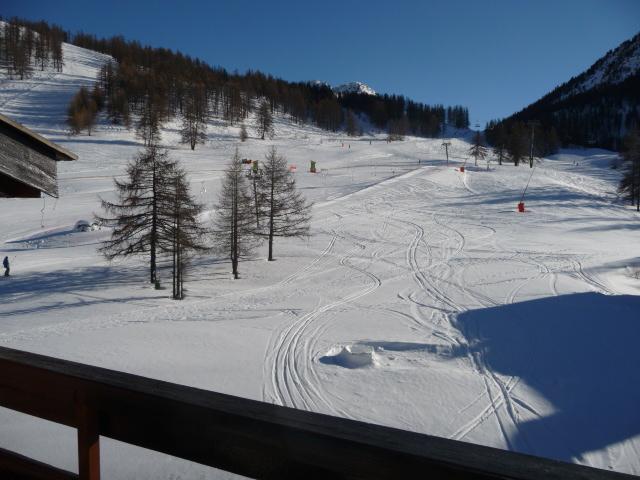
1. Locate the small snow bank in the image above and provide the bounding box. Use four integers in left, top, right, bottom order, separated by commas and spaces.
5, 221, 108, 249
319, 341, 463, 369
591, 257, 640, 296
320, 344, 379, 369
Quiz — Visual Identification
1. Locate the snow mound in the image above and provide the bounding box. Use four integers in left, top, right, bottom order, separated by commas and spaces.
320, 344, 379, 369
333, 81, 377, 96
5, 223, 108, 249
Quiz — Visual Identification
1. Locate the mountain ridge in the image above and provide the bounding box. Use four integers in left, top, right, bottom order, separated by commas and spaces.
493, 31, 640, 150
333, 81, 377, 96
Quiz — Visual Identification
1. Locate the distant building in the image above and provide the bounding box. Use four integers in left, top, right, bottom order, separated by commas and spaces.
0, 113, 77, 198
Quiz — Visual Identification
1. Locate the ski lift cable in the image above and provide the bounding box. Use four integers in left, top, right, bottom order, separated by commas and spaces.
519, 164, 537, 204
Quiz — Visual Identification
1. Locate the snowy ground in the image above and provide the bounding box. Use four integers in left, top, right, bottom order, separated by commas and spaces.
1, 43, 640, 479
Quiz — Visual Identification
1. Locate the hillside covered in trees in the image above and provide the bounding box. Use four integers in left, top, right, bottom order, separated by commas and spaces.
1, 16, 470, 140
487, 32, 640, 152
0, 17, 65, 79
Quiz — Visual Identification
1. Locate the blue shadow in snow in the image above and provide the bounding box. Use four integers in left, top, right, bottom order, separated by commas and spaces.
0, 265, 157, 317
455, 292, 640, 463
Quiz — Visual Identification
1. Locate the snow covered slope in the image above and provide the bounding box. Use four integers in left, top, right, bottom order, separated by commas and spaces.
562, 32, 640, 98
333, 81, 377, 96
0, 43, 112, 129
1, 41, 640, 479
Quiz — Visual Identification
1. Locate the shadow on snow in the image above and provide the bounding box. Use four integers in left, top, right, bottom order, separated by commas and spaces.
0, 264, 158, 317
454, 292, 640, 463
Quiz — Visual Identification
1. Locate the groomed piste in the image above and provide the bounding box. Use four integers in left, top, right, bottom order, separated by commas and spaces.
1, 40, 639, 479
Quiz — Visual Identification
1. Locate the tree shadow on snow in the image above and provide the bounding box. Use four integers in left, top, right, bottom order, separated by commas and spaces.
454, 292, 640, 463
0, 264, 159, 316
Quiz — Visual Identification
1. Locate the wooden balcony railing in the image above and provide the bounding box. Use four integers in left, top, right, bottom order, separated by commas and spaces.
0, 346, 634, 480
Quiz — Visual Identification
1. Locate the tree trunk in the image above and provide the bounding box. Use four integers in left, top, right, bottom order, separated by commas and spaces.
232, 175, 239, 278
172, 233, 176, 299
253, 177, 260, 228
150, 161, 157, 283
268, 173, 275, 261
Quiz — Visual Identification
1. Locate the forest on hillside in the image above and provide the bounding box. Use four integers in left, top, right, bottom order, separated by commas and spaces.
0, 16, 470, 141
486, 33, 640, 152
0, 17, 64, 79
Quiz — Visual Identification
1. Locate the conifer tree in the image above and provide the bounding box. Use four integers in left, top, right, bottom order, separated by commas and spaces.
388, 117, 409, 141
507, 123, 528, 166
97, 145, 176, 284
166, 166, 207, 299
107, 88, 130, 127
345, 110, 359, 136
255, 100, 274, 140
136, 95, 163, 147
180, 84, 208, 150
67, 86, 99, 135
91, 84, 105, 111
316, 98, 342, 131
257, 147, 311, 261
34, 32, 48, 71
492, 124, 507, 165
212, 149, 260, 278
619, 129, 640, 212
239, 123, 248, 142
468, 131, 488, 166
51, 34, 63, 72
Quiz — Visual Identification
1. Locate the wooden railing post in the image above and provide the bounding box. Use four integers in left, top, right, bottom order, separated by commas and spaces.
76, 398, 100, 480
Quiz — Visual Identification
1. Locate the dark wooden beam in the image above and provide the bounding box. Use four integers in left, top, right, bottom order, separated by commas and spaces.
0, 114, 77, 161
0, 447, 78, 480
0, 346, 635, 480
0, 172, 41, 198
0, 131, 58, 197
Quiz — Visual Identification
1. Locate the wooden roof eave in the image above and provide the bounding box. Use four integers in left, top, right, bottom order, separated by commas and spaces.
0, 167, 58, 198
0, 113, 78, 161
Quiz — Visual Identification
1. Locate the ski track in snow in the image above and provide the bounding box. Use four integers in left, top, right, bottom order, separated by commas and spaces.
263, 165, 625, 469
1, 40, 639, 478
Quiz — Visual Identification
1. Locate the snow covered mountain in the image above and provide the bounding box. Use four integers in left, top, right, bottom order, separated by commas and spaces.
310, 80, 330, 88
503, 32, 640, 150
333, 81, 377, 96
561, 32, 640, 99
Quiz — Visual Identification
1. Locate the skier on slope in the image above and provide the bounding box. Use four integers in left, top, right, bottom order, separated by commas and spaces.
3, 256, 9, 277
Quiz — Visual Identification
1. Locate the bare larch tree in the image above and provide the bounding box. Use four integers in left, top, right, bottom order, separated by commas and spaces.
166, 165, 207, 299
180, 83, 208, 150
468, 131, 488, 167
97, 144, 176, 284
258, 146, 311, 261
255, 100, 274, 140
212, 149, 261, 278
619, 128, 640, 212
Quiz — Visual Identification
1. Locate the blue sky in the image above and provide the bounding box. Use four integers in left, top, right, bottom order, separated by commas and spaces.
3, 0, 640, 126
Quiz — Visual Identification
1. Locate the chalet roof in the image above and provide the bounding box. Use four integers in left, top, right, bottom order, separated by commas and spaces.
0, 113, 78, 161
